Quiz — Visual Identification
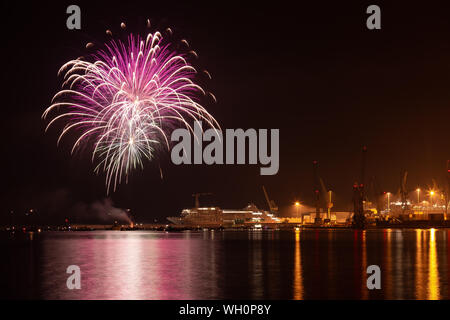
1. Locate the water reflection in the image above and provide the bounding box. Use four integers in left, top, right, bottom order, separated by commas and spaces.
385, 229, 392, 299
352, 230, 363, 299
361, 231, 368, 300
413, 229, 442, 300
249, 230, 263, 299
2, 229, 450, 299
327, 231, 335, 297
39, 231, 223, 299
293, 230, 303, 299
428, 229, 440, 300
415, 229, 425, 299
393, 230, 403, 299
447, 230, 450, 299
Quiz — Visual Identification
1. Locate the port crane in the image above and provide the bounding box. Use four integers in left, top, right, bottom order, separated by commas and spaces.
262, 186, 278, 214
192, 193, 212, 208
352, 146, 367, 228
313, 160, 322, 224
319, 177, 332, 221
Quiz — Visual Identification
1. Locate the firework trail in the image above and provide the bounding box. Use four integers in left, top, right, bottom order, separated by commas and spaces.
43, 29, 218, 193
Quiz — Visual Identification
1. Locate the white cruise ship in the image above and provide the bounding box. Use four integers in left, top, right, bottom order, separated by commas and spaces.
167, 203, 280, 227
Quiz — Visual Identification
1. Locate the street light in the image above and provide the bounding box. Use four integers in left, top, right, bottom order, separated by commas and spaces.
386, 192, 391, 212
295, 201, 300, 216
430, 191, 435, 208
294, 201, 301, 224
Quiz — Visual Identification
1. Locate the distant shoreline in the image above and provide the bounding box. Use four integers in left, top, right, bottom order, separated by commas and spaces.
2, 222, 450, 232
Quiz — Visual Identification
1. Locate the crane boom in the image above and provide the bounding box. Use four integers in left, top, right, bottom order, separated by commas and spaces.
262, 186, 271, 210
262, 186, 278, 213
352, 146, 367, 228
400, 170, 408, 212
319, 178, 328, 203
313, 160, 321, 223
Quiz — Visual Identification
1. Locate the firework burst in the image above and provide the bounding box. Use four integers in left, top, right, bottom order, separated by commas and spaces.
43, 28, 218, 193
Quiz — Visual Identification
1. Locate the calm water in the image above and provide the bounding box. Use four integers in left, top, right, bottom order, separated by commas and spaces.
1, 229, 450, 300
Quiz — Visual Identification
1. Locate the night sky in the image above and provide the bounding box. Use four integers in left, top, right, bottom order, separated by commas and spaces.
2, 1, 449, 224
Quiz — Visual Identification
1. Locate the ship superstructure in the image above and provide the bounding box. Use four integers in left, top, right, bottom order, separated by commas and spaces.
167, 203, 280, 227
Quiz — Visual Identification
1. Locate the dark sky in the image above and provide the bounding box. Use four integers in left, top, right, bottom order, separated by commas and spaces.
2, 1, 449, 224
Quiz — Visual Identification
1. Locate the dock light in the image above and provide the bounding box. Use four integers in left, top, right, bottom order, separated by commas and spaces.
294, 201, 301, 220
386, 192, 391, 212
429, 191, 435, 207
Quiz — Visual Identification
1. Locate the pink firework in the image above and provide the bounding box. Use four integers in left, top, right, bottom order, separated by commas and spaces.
43, 31, 218, 193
